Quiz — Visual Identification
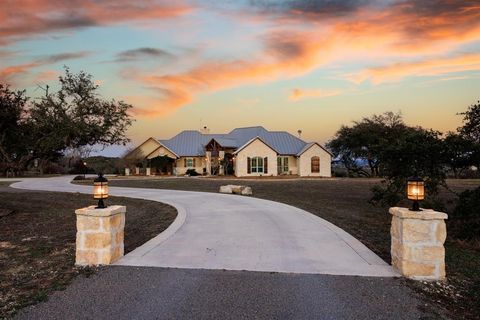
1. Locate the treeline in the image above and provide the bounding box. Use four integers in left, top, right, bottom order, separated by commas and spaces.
327, 105, 480, 241
0, 67, 133, 176
328, 108, 480, 180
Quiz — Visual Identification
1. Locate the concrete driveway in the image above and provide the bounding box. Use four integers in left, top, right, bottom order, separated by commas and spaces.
9, 176, 396, 277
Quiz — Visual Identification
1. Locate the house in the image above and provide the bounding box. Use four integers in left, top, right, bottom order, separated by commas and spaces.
124, 126, 332, 177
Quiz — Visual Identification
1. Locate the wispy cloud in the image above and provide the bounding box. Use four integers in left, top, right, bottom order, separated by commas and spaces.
0, 0, 192, 44
348, 53, 480, 84
0, 51, 91, 83
124, 0, 480, 115
289, 88, 342, 101
114, 47, 173, 62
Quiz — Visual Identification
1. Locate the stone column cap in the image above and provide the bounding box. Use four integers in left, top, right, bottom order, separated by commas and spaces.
389, 207, 448, 220
75, 205, 126, 217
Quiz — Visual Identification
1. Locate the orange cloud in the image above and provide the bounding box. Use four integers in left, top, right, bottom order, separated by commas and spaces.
127, 1, 480, 116
130, 29, 334, 115
289, 88, 342, 101
0, 0, 191, 44
349, 53, 480, 84
0, 63, 39, 83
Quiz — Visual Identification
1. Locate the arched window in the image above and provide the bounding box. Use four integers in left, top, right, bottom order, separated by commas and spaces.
311, 156, 320, 173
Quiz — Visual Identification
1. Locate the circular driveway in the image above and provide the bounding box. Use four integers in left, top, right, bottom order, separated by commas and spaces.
10, 176, 396, 277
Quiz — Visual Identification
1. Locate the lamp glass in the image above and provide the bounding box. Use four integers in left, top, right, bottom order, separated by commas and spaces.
407, 179, 425, 201
93, 175, 109, 200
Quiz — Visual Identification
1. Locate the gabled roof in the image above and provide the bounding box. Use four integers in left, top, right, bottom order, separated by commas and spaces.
207, 137, 237, 148
296, 142, 333, 157
233, 136, 278, 155
146, 143, 179, 158
146, 126, 330, 157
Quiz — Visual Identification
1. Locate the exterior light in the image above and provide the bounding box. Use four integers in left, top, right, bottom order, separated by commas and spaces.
93, 173, 109, 209
407, 175, 424, 211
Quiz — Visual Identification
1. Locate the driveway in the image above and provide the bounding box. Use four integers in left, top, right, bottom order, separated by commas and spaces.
4, 176, 431, 320
9, 176, 396, 277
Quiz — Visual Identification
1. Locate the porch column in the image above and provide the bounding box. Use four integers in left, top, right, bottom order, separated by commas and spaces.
135, 167, 140, 175
146, 167, 151, 176
206, 151, 212, 176
219, 151, 225, 175
125, 168, 130, 176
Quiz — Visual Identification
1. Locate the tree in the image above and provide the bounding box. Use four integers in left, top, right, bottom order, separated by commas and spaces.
457, 100, 480, 170
28, 67, 134, 173
459, 100, 480, 143
327, 112, 404, 177
0, 85, 33, 176
0, 67, 134, 175
370, 126, 447, 208
442, 132, 477, 178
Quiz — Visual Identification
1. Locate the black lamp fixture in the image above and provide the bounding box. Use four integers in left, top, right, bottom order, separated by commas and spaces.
93, 173, 109, 209
407, 175, 425, 211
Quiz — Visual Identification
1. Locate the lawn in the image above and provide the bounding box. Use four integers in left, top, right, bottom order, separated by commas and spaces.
104, 177, 480, 320
0, 184, 177, 318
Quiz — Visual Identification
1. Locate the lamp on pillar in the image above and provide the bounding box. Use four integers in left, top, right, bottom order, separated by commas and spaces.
407, 175, 425, 211
93, 173, 109, 209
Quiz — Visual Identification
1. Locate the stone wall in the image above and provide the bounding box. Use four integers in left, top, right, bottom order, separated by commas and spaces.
75, 205, 126, 266
390, 207, 447, 280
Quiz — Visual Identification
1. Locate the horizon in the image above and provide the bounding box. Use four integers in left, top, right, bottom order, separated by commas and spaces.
2, 0, 480, 156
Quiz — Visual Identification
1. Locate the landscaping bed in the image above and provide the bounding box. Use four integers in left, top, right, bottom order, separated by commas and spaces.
106, 177, 480, 320
0, 185, 177, 319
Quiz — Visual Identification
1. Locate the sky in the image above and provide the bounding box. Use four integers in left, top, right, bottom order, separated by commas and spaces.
1, 0, 480, 156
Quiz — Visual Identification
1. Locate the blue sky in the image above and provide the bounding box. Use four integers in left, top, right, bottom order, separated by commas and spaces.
1, 0, 480, 156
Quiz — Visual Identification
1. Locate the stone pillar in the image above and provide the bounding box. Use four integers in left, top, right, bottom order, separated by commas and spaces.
390, 207, 448, 280
135, 167, 140, 175
75, 205, 126, 266
146, 167, 151, 176
206, 151, 211, 176
125, 168, 130, 176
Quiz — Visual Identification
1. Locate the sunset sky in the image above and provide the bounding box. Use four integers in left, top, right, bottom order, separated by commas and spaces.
1, 0, 480, 155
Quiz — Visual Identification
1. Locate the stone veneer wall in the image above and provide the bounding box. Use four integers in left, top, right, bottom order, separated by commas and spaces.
75, 205, 125, 266
390, 207, 448, 280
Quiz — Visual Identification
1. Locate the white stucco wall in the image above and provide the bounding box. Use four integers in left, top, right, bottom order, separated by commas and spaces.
125, 138, 161, 160
175, 156, 206, 175
298, 144, 331, 177
234, 139, 277, 177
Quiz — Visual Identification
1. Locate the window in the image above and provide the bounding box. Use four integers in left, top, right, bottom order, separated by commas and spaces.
185, 158, 195, 168
277, 156, 289, 174
311, 156, 320, 173
251, 157, 264, 173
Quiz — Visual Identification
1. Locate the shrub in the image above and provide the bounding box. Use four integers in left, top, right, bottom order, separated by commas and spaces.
186, 169, 199, 176
450, 187, 480, 241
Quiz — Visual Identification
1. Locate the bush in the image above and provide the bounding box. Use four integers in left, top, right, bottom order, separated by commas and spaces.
185, 169, 199, 176
450, 187, 480, 241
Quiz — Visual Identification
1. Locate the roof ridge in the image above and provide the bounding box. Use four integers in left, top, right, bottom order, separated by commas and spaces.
229, 125, 267, 131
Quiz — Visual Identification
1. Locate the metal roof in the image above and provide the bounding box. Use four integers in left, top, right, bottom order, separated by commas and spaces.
157, 126, 322, 157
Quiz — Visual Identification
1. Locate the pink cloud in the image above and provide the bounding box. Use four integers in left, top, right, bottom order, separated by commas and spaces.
348, 53, 480, 84
126, 2, 480, 116
0, 0, 192, 44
